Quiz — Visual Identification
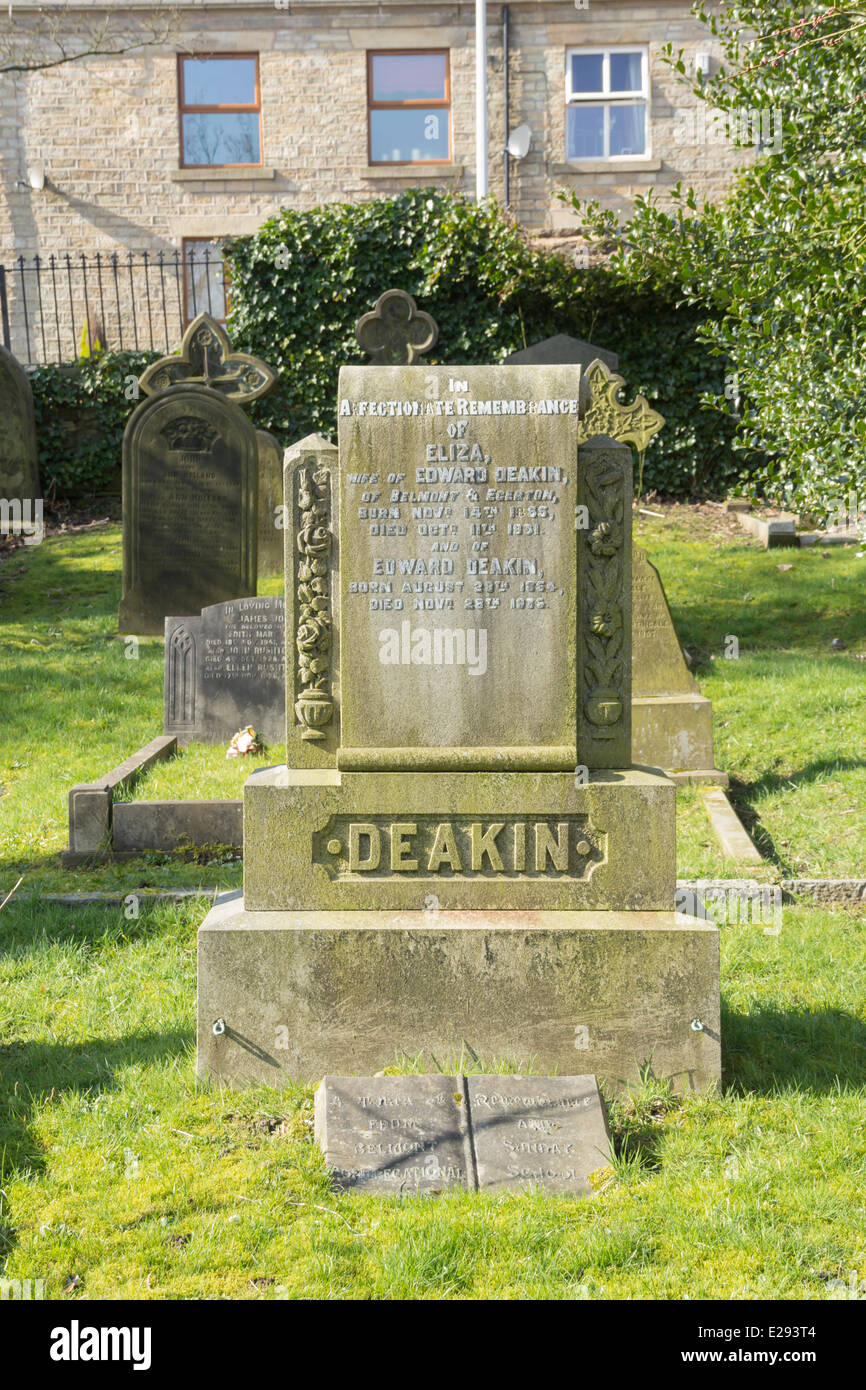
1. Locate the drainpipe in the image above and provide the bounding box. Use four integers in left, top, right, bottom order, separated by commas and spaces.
475, 0, 488, 200
503, 5, 510, 207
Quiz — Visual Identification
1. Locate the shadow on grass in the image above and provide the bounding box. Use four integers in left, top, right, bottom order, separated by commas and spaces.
0, 1027, 193, 1262
726, 756, 866, 872
722, 999, 866, 1094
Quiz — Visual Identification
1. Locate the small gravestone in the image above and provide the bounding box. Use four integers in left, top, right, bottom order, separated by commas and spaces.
631, 546, 724, 781
505, 333, 618, 372
119, 385, 259, 634
256, 429, 284, 576
314, 1075, 611, 1194
164, 596, 285, 745
0, 345, 40, 503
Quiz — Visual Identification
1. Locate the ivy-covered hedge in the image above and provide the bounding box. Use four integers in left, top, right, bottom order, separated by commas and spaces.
224, 188, 744, 499
32, 190, 749, 502
31, 351, 158, 498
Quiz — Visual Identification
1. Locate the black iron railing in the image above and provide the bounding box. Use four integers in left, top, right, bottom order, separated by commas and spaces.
0, 246, 228, 365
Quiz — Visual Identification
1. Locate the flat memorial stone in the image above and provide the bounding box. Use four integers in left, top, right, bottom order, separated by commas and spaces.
314, 1075, 470, 1194
314, 1074, 611, 1194
467, 1075, 610, 1193
164, 595, 285, 745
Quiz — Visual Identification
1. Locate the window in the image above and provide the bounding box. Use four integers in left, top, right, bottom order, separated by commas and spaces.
367, 50, 451, 164
182, 239, 229, 324
178, 54, 262, 167
565, 47, 648, 160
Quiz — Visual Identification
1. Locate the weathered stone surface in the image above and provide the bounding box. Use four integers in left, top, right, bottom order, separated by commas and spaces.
0, 344, 39, 501
355, 289, 438, 366
112, 799, 243, 853
467, 1075, 611, 1193
67, 735, 177, 855
314, 1076, 470, 1193
337, 364, 630, 770
313, 1074, 612, 1194
632, 695, 717, 773
241, 765, 675, 912
164, 596, 285, 745
138, 312, 276, 405
632, 547, 697, 699
505, 334, 618, 372
256, 430, 284, 576
119, 384, 258, 634
283, 434, 340, 768
196, 892, 721, 1093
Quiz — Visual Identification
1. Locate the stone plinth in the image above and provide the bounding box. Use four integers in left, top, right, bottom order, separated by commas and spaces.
197, 892, 720, 1093
241, 765, 675, 913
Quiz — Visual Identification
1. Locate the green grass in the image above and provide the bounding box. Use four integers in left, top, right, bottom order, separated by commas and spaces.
0, 896, 863, 1299
1, 512, 864, 1299
4, 514, 863, 891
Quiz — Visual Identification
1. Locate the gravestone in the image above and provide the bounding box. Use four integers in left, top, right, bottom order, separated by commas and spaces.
507, 336, 722, 782
256, 430, 285, 576
314, 1074, 611, 1195
164, 596, 285, 745
631, 547, 724, 782
118, 385, 259, 634
0, 345, 40, 503
505, 333, 618, 372
197, 358, 720, 1095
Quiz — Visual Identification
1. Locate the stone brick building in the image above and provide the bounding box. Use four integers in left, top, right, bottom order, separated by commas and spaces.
0, 0, 746, 361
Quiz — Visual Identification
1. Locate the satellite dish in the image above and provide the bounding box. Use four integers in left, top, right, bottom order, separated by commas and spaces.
506, 124, 532, 160
27, 164, 45, 191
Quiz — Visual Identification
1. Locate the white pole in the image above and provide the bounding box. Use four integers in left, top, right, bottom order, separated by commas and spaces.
475, 0, 488, 200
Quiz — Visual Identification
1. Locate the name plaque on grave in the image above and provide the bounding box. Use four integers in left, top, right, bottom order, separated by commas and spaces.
337, 365, 587, 768
314, 1074, 611, 1194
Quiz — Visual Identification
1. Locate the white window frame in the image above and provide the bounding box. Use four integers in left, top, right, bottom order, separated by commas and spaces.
565, 45, 650, 161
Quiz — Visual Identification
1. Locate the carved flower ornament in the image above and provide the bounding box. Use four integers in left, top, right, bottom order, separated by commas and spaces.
588, 521, 621, 557
590, 607, 622, 640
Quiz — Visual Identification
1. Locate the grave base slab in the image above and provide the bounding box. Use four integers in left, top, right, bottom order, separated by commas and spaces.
196, 892, 720, 1094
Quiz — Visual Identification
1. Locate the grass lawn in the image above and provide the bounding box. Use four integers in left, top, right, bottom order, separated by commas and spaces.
0, 895, 863, 1299
1, 508, 864, 1300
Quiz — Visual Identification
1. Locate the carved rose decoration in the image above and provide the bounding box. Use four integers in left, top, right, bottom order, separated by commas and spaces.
588, 521, 621, 557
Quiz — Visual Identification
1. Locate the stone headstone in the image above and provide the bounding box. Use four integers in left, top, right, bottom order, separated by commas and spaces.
119, 384, 259, 634
197, 355, 721, 1098
631, 546, 724, 781
256, 429, 284, 576
632, 547, 698, 699
334, 363, 631, 770
505, 333, 618, 372
355, 289, 439, 366
138, 312, 276, 404
0, 345, 40, 502
314, 1074, 611, 1194
164, 595, 285, 745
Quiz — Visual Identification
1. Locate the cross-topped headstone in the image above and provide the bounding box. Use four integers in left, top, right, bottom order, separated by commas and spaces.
138, 312, 276, 405
355, 289, 439, 366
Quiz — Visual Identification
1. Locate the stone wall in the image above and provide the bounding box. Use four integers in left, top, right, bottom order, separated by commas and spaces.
0, 0, 747, 359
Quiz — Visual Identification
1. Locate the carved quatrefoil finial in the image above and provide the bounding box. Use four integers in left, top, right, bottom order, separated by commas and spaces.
138, 312, 277, 406
577, 358, 665, 453
355, 289, 439, 366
